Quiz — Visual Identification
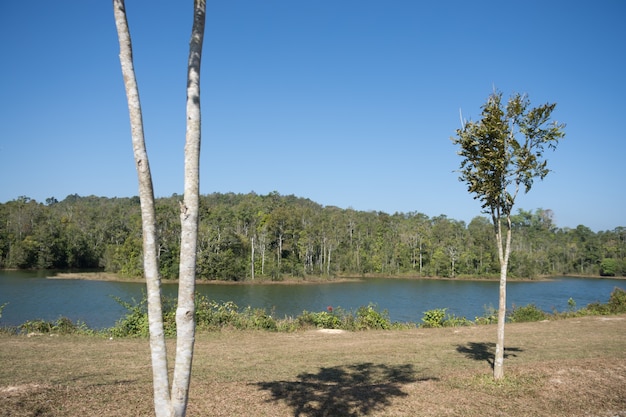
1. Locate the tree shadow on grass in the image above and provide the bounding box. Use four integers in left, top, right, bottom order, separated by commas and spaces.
254, 363, 436, 417
456, 342, 524, 369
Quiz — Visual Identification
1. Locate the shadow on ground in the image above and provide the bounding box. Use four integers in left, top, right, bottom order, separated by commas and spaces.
254, 362, 436, 417
456, 342, 523, 369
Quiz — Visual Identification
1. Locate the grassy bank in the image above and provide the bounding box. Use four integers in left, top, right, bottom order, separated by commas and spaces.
1, 315, 625, 417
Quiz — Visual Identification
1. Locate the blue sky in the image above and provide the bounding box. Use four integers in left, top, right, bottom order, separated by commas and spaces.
1, 1, 624, 232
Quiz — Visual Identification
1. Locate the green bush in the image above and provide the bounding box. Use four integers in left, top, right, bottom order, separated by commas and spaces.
19, 316, 89, 335
238, 307, 278, 330
583, 287, 626, 316
20, 319, 54, 333
567, 297, 576, 311
354, 304, 391, 330
195, 298, 240, 329
607, 287, 626, 313
420, 308, 473, 328
444, 313, 473, 327
509, 304, 547, 323
298, 310, 342, 329
110, 295, 177, 337
599, 258, 618, 277
420, 308, 447, 328
475, 305, 498, 325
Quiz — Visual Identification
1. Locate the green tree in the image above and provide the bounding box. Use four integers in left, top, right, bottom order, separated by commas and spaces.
599, 258, 618, 276
452, 90, 565, 380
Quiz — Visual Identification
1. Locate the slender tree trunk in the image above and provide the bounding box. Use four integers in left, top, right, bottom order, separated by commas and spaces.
493, 214, 512, 380
115, 1, 206, 416
327, 244, 332, 275
113, 1, 171, 415
171, 1, 205, 415
251, 236, 255, 280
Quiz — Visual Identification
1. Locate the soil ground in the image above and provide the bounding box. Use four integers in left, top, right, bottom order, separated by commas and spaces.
1, 315, 625, 417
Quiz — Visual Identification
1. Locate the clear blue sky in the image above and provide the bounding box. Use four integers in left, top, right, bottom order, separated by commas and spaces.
1, 1, 624, 232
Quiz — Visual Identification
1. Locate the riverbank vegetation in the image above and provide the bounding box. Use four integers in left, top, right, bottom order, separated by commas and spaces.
1, 193, 624, 280
3, 287, 625, 338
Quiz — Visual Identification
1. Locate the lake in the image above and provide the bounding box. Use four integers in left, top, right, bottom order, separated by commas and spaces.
0, 270, 624, 329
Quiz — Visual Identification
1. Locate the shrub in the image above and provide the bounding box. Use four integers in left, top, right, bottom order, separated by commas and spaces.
298, 310, 342, 329
110, 295, 177, 337
444, 313, 473, 327
354, 304, 391, 330
509, 304, 547, 323
420, 308, 473, 328
238, 307, 278, 330
475, 305, 498, 325
20, 319, 54, 334
421, 308, 447, 328
195, 298, 240, 329
567, 297, 576, 311
607, 287, 626, 313
583, 287, 626, 316
19, 316, 89, 335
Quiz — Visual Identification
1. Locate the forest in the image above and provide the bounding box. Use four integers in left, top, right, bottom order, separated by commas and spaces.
0, 192, 624, 280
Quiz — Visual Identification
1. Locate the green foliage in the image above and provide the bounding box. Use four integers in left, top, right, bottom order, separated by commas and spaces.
509, 304, 547, 323
607, 287, 626, 313
421, 308, 448, 328
474, 305, 499, 325
443, 313, 474, 327
19, 316, 91, 335
240, 307, 278, 330
452, 92, 565, 218
109, 295, 177, 338
1, 193, 623, 280
421, 308, 473, 328
109, 294, 404, 335
195, 297, 239, 329
354, 304, 391, 330
567, 297, 576, 311
110, 294, 283, 336
298, 310, 343, 329
582, 288, 626, 316
195, 297, 280, 331
599, 258, 618, 276
12, 287, 625, 337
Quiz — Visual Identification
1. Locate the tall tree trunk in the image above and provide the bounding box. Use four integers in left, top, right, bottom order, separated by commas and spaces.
171, 1, 205, 415
114, 1, 206, 416
113, 1, 171, 415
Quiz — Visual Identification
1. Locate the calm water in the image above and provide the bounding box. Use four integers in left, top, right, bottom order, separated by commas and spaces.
0, 270, 624, 329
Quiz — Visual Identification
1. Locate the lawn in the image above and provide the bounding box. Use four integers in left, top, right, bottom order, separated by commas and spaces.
1, 315, 625, 416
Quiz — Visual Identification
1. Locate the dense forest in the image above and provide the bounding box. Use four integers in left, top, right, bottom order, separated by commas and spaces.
1, 193, 624, 280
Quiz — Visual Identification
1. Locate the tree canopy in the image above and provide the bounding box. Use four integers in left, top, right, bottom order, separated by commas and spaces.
0, 193, 623, 279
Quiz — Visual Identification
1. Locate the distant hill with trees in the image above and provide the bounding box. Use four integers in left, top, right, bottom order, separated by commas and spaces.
1, 192, 623, 279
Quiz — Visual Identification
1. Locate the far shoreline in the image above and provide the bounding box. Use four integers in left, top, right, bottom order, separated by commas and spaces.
45, 271, 620, 285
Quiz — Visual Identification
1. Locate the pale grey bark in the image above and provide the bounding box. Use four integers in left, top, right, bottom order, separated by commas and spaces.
114, 1, 206, 416
251, 236, 255, 280
113, 1, 171, 415
171, 1, 205, 415
492, 210, 513, 380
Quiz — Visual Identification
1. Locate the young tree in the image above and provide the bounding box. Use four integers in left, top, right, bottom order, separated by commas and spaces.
113, 1, 206, 416
451, 90, 565, 379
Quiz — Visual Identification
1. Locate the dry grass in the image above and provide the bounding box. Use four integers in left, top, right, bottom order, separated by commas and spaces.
1, 315, 625, 416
